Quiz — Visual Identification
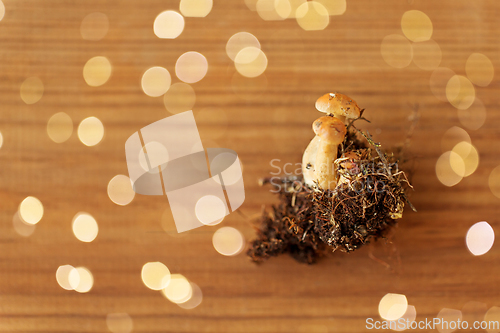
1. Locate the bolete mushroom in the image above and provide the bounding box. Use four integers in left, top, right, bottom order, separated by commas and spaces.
315, 92, 361, 123
302, 116, 347, 190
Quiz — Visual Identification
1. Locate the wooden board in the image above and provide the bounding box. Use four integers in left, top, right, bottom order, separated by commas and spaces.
1, 0, 499, 331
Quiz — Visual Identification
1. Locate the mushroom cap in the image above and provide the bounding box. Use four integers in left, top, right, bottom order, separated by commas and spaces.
315, 93, 361, 119
312, 116, 347, 145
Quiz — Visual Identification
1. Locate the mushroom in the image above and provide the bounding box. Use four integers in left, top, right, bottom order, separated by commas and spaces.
302, 116, 347, 190
315, 92, 361, 123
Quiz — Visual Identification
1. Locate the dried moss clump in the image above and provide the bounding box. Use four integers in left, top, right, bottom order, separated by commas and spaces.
247, 125, 415, 264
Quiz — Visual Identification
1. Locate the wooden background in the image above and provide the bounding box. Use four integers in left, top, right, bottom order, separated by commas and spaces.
1, 0, 499, 332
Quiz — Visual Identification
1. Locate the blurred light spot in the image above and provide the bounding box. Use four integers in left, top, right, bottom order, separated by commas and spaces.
138, 141, 169, 175
435, 308, 462, 333
316, 0, 346, 15
80, 12, 109, 41
447, 151, 465, 178
195, 108, 228, 139
141, 262, 171, 291
108, 175, 135, 206
484, 307, 500, 333
47, 112, 73, 143
457, 98, 486, 131
83, 56, 112, 87
195, 195, 225, 225
177, 282, 203, 309
212, 226, 244, 256
226, 32, 261, 62
20, 77, 44, 104
465, 53, 494, 87
175, 52, 208, 84
430, 67, 455, 102
72, 212, 98, 242
141, 67, 171, 97
0, 0, 4, 21
106, 313, 133, 333
275, 0, 292, 19
411, 39, 441, 70
381, 34, 413, 69
446, 75, 475, 110
154, 11, 184, 39
441, 126, 470, 152
285, 0, 307, 18
69, 266, 94, 293
461, 301, 487, 324
162, 274, 192, 304
234, 47, 268, 78
401, 10, 433, 42
488, 166, 500, 200
180, 0, 213, 17
0, 131, 3, 149
436, 152, 463, 187
164, 82, 196, 114
78, 116, 104, 146
466, 221, 494, 256
13, 212, 36, 237
56, 265, 76, 291
231, 72, 268, 101
19, 196, 43, 225
211, 153, 242, 185
391, 305, 417, 331
295, 1, 329, 31
256, 0, 284, 21
378, 293, 408, 321
450, 142, 478, 177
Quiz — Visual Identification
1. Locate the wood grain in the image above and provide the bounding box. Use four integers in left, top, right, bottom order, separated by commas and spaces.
1, 0, 500, 332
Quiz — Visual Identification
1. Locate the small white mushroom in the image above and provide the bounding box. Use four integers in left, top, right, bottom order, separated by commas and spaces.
315, 92, 361, 123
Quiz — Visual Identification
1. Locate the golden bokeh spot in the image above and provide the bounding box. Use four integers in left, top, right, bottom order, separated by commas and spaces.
177, 283, 203, 309
212, 227, 245, 256
484, 307, 500, 333
162, 274, 192, 304
465, 53, 494, 87
430, 67, 455, 102
69, 267, 94, 293
256, 0, 285, 21
108, 175, 135, 206
141, 262, 171, 291
441, 126, 470, 153
436, 151, 463, 187
175, 52, 208, 84
78, 116, 104, 146
0, 0, 5, 21
446, 75, 475, 110
380, 34, 413, 69
451, 141, 478, 177
141, 67, 171, 97
226, 32, 261, 62
154, 11, 185, 39
274, 0, 292, 19
56, 265, 76, 291
235, 47, 268, 78
72, 212, 99, 242
20, 77, 44, 105
83, 56, 112, 87
378, 293, 408, 321
80, 12, 109, 41
401, 10, 433, 42
180, 0, 213, 17
411, 39, 441, 70
163, 82, 196, 114
457, 97, 487, 131
47, 112, 73, 143
195, 195, 225, 225
13, 212, 36, 237
435, 308, 462, 333
0, 131, 4, 149
19, 196, 44, 225
295, 1, 329, 31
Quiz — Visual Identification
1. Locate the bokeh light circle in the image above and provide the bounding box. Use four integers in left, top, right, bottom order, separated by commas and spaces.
465, 53, 494, 87
226, 32, 261, 62
234, 47, 268, 78
80, 12, 109, 41
47, 112, 73, 143
295, 1, 329, 31
141, 67, 171, 97
175, 52, 208, 84
466, 221, 494, 256
164, 83, 196, 114
83, 56, 112, 87
381, 34, 413, 69
141, 262, 171, 291
401, 10, 433, 42
108, 175, 135, 206
378, 293, 408, 321
72, 212, 99, 242
19, 196, 44, 225
154, 11, 185, 39
78, 116, 104, 146
212, 227, 245, 256
446, 75, 475, 110
20, 77, 44, 104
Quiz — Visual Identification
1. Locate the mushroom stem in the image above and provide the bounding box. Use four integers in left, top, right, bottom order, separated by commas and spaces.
315, 138, 340, 190
302, 135, 320, 187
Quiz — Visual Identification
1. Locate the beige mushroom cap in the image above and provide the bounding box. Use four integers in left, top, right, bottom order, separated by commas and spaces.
313, 116, 347, 145
315, 93, 361, 120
